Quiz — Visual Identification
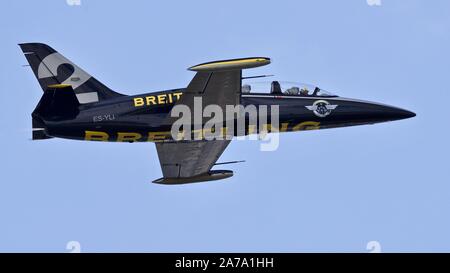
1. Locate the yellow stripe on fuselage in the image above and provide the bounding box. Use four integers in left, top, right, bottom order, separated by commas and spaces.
47, 84, 72, 89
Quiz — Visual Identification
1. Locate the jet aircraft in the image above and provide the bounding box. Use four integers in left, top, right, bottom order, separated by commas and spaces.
19, 43, 415, 184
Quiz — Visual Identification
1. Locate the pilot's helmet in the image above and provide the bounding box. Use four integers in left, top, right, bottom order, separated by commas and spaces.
285, 87, 300, 95
242, 84, 251, 93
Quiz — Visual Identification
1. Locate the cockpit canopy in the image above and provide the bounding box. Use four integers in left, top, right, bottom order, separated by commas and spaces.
242, 81, 337, 97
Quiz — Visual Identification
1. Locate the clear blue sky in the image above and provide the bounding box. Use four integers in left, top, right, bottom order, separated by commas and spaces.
0, 0, 449, 252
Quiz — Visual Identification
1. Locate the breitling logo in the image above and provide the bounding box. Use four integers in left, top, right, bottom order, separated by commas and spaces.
305, 100, 338, 117
133, 92, 183, 106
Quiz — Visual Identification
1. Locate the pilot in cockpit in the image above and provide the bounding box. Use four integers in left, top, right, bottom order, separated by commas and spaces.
284, 85, 311, 96
270, 81, 283, 95
285, 87, 300, 95
242, 84, 251, 94
300, 87, 309, 96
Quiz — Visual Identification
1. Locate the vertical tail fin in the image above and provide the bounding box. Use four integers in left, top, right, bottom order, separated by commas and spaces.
19, 43, 124, 104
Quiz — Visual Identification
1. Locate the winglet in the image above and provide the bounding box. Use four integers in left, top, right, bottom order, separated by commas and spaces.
189, 57, 271, 72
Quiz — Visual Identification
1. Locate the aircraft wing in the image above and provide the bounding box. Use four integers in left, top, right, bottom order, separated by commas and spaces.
162, 70, 240, 127
153, 140, 231, 184
154, 57, 270, 184
164, 57, 271, 125
177, 70, 241, 112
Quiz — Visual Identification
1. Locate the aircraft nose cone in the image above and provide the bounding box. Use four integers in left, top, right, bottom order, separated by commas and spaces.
382, 106, 416, 121
353, 100, 416, 123
390, 108, 416, 120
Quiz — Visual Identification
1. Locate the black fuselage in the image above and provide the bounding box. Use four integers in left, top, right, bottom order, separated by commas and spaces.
39, 89, 415, 142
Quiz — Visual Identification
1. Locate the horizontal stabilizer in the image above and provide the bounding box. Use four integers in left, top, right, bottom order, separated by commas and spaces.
32, 116, 52, 140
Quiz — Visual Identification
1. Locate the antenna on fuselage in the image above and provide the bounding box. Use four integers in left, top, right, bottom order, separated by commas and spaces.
242, 75, 274, 80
